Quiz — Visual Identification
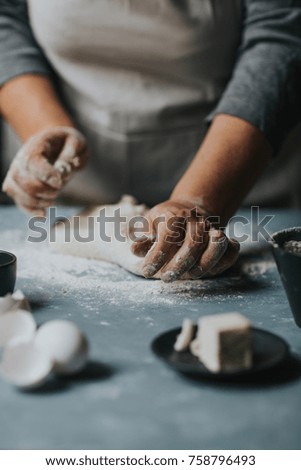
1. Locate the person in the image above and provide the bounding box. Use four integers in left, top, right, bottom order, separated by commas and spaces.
0, 0, 300, 282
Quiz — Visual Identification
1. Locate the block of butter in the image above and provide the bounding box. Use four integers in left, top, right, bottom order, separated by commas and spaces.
198, 312, 252, 373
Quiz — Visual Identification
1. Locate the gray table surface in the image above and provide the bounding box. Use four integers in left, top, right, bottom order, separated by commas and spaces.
0, 206, 301, 450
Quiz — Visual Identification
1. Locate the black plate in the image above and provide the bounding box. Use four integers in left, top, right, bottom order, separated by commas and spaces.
152, 326, 289, 379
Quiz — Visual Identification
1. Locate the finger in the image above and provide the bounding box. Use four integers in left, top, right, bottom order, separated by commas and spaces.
131, 215, 157, 259
189, 230, 229, 279
129, 212, 154, 256
54, 131, 89, 178
206, 238, 240, 277
13, 166, 58, 200
21, 129, 78, 188
62, 130, 88, 168
142, 216, 186, 278
160, 218, 209, 282
3, 173, 54, 211
131, 236, 154, 258
18, 142, 64, 190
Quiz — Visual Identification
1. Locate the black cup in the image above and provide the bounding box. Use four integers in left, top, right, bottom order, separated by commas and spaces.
271, 228, 301, 328
0, 250, 17, 296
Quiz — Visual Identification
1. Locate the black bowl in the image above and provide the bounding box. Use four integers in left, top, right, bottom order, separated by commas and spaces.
271, 228, 301, 328
0, 250, 17, 296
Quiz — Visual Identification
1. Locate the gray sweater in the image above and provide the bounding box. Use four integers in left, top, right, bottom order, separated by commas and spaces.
0, 0, 301, 152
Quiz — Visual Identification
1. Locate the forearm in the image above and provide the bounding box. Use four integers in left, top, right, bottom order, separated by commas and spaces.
171, 114, 273, 226
0, 74, 74, 142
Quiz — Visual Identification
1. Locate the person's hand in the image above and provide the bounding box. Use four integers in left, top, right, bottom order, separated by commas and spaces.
2, 127, 89, 216
131, 199, 240, 282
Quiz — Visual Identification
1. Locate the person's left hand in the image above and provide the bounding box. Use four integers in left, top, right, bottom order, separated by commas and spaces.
131, 199, 240, 282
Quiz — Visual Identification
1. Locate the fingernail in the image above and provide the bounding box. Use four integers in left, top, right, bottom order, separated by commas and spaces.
142, 265, 157, 278
72, 156, 81, 167
161, 271, 179, 283
189, 267, 203, 279
47, 175, 62, 188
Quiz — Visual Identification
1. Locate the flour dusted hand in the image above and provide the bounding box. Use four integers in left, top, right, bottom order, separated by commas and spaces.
2, 127, 89, 216
52, 196, 239, 282
131, 199, 240, 282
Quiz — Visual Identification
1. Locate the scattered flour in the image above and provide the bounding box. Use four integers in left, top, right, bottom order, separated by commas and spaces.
283, 240, 301, 256
0, 228, 277, 311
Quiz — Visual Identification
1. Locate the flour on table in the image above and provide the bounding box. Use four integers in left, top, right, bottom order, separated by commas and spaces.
51, 195, 277, 282
0, 201, 278, 314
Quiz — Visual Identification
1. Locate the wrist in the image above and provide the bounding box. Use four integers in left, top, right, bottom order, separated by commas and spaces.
170, 115, 272, 227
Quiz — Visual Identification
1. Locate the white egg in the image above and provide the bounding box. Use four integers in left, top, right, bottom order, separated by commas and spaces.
34, 320, 89, 375
0, 343, 53, 389
0, 290, 31, 315
0, 310, 36, 348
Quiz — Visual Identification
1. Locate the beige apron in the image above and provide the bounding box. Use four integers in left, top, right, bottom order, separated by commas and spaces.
26, 0, 243, 205
2, 1, 300, 207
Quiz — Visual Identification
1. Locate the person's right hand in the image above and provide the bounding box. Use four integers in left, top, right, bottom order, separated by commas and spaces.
2, 127, 89, 216
131, 199, 240, 282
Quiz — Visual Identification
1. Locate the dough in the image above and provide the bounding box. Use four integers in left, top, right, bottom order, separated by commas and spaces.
52, 195, 149, 276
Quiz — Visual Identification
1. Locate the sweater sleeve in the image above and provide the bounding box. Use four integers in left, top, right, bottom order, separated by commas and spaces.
0, 0, 53, 86
207, 0, 301, 152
